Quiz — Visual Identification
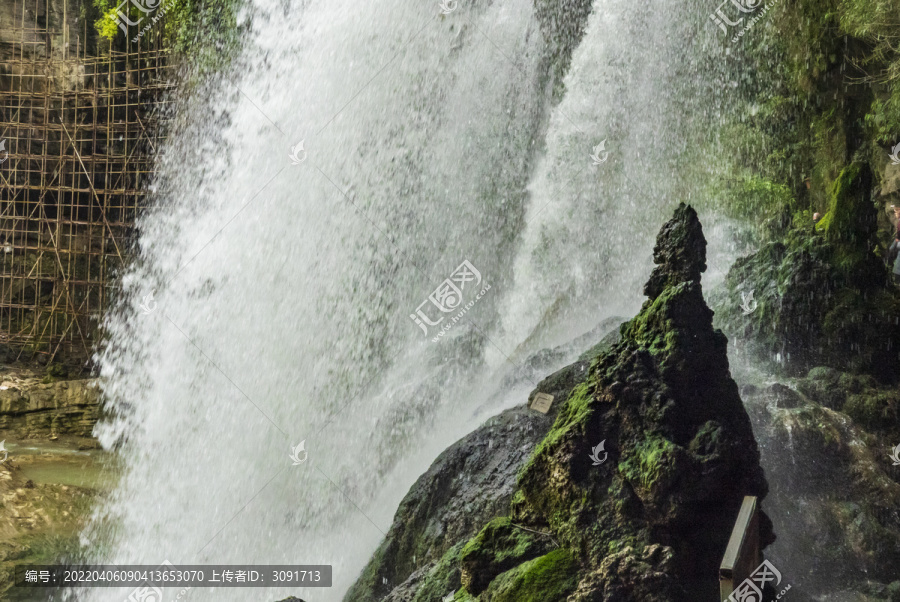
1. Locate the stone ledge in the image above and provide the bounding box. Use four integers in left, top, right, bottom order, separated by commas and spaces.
0, 369, 100, 439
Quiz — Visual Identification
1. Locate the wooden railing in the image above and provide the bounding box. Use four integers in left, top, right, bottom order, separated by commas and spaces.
719, 496, 761, 601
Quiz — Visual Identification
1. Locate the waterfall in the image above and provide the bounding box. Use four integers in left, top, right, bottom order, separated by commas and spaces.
78, 0, 742, 600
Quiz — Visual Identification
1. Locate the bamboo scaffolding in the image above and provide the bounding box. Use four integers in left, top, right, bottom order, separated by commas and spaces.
0, 0, 171, 363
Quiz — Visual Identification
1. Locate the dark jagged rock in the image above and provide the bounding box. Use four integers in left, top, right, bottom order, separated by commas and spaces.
351, 204, 772, 602
509, 203, 770, 601
342, 360, 589, 602
642, 203, 707, 300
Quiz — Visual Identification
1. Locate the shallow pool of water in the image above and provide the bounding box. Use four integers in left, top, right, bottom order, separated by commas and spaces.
4, 439, 116, 490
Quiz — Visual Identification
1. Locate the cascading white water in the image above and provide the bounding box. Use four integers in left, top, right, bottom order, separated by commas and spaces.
78, 0, 742, 600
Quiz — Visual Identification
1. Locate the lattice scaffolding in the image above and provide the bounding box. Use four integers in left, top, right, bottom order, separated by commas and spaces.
0, 0, 172, 362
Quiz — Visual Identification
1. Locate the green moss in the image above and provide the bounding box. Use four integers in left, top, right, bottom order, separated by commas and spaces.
515, 380, 601, 536
823, 165, 872, 248
459, 518, 552, 595
844, 389, 900, 439
409, 542, 467, 602
460, 518, 536, 561
527, 382, 593, 462
342, 537, 390, 602
481, 549, 578, 602
617, 436, 677, 492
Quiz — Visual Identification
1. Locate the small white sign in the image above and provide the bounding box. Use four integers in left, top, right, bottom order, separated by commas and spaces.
530, 392, 554, 414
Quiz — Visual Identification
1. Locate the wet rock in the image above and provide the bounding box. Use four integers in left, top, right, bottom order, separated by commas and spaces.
577, 322, 624, 361
768, 383, 803, 409
754, 401, 900, 592
642, 203, 707, 300
459, 517, 554, 595
567, 545, 680, 602
794, 367, 900, 441
510, 205, 770, 601
717, 165, 900, 380
344, 353, 593, 602
354, 204, 773, 602
342, 406, 558, 602
796, 367, 846, 410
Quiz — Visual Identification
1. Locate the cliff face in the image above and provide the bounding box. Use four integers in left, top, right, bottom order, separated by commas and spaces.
0, 0, 97, 84
0, 369, 100, 439
345, 204, 772, 602
713, 0, 900, 381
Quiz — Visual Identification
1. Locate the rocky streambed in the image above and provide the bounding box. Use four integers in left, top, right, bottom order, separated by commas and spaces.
0, 367, 110, 601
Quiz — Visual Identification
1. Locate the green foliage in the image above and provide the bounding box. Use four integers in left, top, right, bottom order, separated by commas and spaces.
95, 8, 120, 40
162, 0, 244, 70
91, 0, 244, 74
865, 95, 900, 145
841, 0, 900, 145
729, 176, 795, 222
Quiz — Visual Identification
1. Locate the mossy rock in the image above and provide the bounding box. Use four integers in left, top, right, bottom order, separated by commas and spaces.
796, 367, 848, 410
459, 518, 553, 595
355, 205, 773, 602
844, 388, 900, 440
407, 541, 467, 602
478, 549, 578, 602
616, 435, 681, 496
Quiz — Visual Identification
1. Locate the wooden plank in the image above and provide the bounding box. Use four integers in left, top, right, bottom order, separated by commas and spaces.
719, 496, 759, 600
